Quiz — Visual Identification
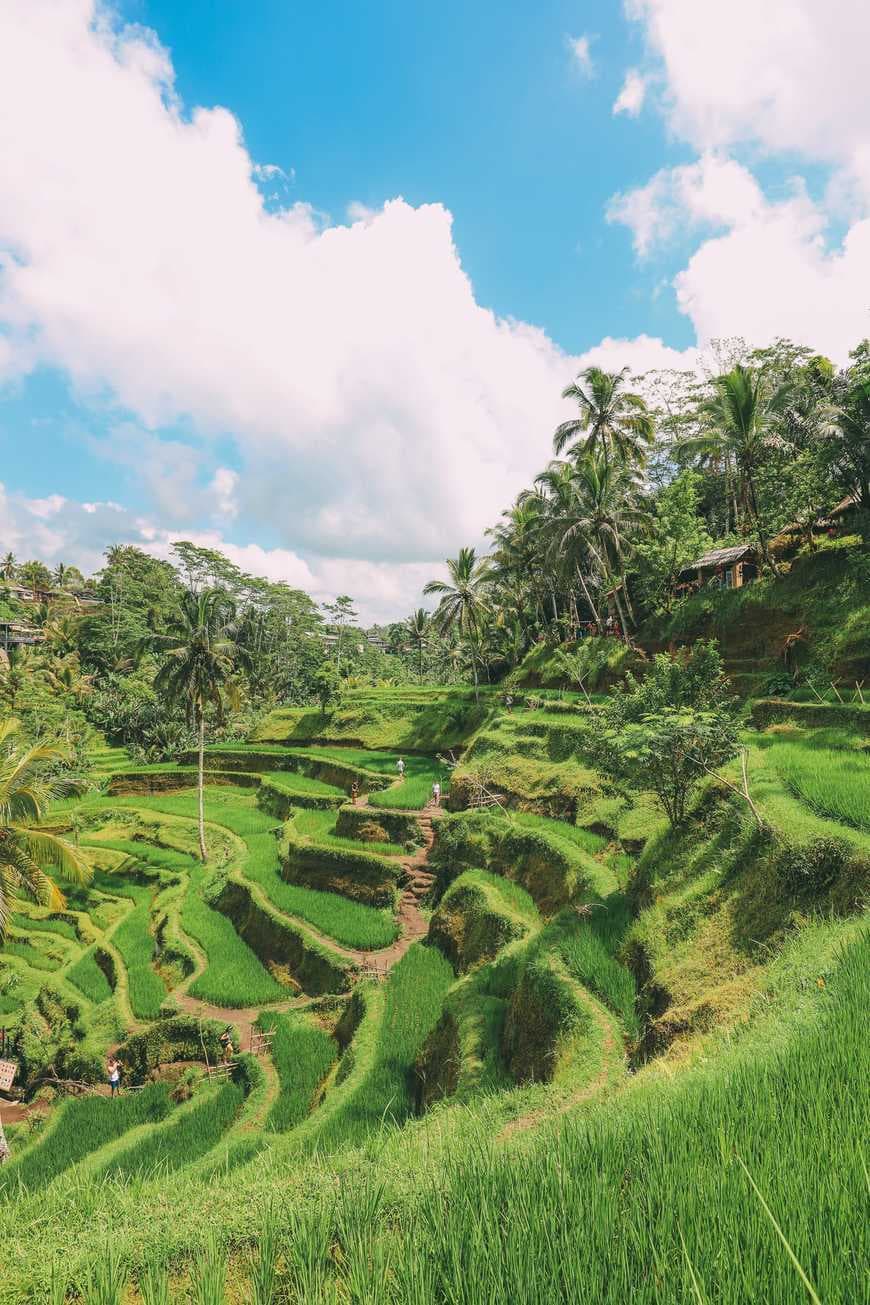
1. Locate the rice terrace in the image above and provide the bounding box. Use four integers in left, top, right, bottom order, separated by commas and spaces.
1, 3, 869, 1303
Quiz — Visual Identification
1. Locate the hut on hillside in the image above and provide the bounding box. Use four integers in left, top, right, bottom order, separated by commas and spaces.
679, 544, 759, 592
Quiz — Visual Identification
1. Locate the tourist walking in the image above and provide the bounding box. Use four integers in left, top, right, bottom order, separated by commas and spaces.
396, 758, 405, 778
219, 1028, 234, 1063
351, 781, 359, 805
431, 780, 441, 808
107, 1056, 121, 1097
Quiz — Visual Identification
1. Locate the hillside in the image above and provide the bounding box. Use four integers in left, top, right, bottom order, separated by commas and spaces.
1, 680, 866, 1302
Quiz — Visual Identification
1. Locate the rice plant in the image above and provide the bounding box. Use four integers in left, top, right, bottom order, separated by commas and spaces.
139, 1260, 171, 1305
191, 1237, 227, 1305
310, 944, 454, 1151
258, 1011, 337, 1132
248, 1211, 279, 1305
245, 830, 399, 949
99, 1081, 244, 1180
771, 741, 870, 832
79, 1244, 126, 1305
1, 1085, 171, 1196
66, 946, 114, 1002
292, 807, 402, 858
182, 882, 286, 1007
10, 913, 77, 941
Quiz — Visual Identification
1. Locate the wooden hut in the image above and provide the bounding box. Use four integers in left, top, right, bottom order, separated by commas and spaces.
679, 543, 758, 592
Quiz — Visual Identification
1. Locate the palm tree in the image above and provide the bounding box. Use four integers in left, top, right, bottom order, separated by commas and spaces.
835, 376, 870, 511
562, 454, 650, 634
554, 366, 654, 472
424, 548, 490, 700
0, 718, 90, 940
534, 461, 603, 627
406, 609, 431, 684
682, 365, 794, 570
145, 589, 239, 862
1, 554, 16, 582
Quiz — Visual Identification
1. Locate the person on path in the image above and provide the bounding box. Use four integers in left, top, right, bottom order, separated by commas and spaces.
431, 780, 441, 808
219, 1028, 234, 1064
107, 1057, 121, 1097
396, 758, 405, 778
351, 781, 359, 805
504, 694, 513, 713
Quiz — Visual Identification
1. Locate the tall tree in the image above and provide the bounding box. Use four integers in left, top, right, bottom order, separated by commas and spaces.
682, 364, 794, 569
321, 595, 358, 675
17, 561, 52, 593
146, 589, 239, 862
554, 366, 654, 472
406, 609, 431, 684
0, 718, 90, 940
1, 553, 16, 581
424, 548, 490, 699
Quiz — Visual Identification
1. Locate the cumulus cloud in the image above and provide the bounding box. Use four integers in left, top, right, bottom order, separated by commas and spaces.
613, 1, 870, 362
568, 35, 595, 76
0, 0, 576, 587
625, 0, 870, 197
613, 70, 646, 117
0, 482, 443, 624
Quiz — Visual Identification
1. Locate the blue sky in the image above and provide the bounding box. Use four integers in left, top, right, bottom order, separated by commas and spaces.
0, 1, 867, 619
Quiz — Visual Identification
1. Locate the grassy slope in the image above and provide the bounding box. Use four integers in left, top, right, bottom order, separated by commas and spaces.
3, 691, 868, 1301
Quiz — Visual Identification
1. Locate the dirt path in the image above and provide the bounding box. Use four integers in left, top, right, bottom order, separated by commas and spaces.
498, 990, 623, 1142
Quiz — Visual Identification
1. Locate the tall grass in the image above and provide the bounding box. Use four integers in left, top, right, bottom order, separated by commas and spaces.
0, 939, 60, 972
511, 811, 607, 856
0, 1085, 171, 1195
772, 742, 870, 832
368, 936, 869, 1305
182, 886, 286, 1007
292, 807, 403, 858
257, 1011, 337, 1132
99, 1081, 244, 1179
111, 895, 166, 1020
67, 946, 114, 1002
10, 913, 77, 941
310, 944, 454, 1151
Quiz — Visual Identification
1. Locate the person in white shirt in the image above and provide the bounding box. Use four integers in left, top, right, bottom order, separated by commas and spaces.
397, 758, 405, 778
431, 781, 441, 807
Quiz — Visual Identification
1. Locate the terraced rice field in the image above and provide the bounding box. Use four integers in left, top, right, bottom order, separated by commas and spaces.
3, 701, 867, 1304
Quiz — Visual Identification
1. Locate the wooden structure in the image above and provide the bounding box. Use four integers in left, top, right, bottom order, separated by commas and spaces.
0, 621, 44, 651
680, 544, 758, 592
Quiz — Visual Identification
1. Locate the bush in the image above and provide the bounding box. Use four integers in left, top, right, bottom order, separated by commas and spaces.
774, 837, 855, 896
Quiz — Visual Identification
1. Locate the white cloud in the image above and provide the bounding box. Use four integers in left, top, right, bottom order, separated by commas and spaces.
575, 333, 697, 378
568, 35, 595, 76
613, 70, 646, 117
0, 482, 443, 623
608, 154, 766, 256
609, 3, 870, 362
625, 0, 870, 199
0, 0, 577, 588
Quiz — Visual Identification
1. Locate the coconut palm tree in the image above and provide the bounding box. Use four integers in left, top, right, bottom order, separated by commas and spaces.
834, 375, 870, 511
681, 364, 794, 570
534, 461, 604, 627
145, 589, 239, 862
1, 554, 16, 582
0, 718, 90, 940
424, 548, 490, 700
406, 609, 431, 684
554, 366, 654, 472
560, 454, 650, 635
